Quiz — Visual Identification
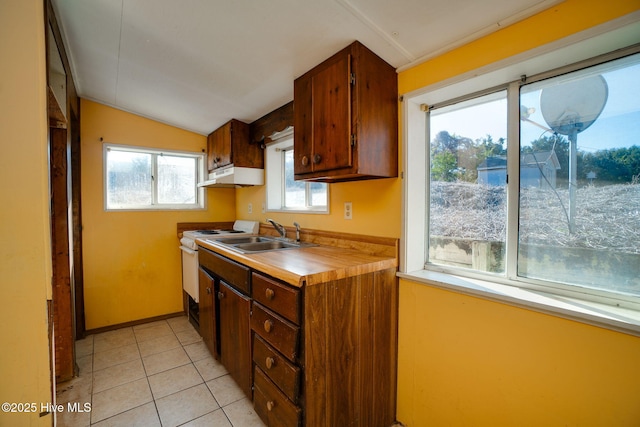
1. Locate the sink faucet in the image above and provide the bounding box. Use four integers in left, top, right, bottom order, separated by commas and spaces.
267, 219, 287, 239
293, 222, 301, 243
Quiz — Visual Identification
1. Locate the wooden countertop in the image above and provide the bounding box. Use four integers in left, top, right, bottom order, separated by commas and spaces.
196, 237, 397, 287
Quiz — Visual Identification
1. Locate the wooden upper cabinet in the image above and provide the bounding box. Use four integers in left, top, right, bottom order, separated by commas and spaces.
294, 41, 398, 182
207, 119, 263, 172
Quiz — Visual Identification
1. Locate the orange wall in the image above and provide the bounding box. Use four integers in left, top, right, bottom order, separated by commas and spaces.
0, 1, 53, 426
236, 178, 401, 238
81, 100, 236, 329
398, 279, 640, 426
396, 0, 640, 425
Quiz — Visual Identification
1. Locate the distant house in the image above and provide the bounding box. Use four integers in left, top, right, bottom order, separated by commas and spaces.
477, 156, 507, 186
521, 151, 561, 189
477, 151, 561, 189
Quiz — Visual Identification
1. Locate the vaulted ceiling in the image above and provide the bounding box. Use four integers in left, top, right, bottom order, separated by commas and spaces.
52, 0, 560, 135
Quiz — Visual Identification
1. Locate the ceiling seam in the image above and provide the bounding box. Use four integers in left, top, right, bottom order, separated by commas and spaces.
114, 0, 124, 105
333, 0, 416, 63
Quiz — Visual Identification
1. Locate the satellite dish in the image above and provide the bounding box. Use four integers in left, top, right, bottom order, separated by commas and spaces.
540, 75, 608, 135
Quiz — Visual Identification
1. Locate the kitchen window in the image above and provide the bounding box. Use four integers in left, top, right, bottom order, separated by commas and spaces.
401, 33, 640, 320
265, 133, 328, 212
104, 144, 205, 210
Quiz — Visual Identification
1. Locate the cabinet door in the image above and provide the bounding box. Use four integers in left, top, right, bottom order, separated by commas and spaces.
207, 122, 232, 170
198, 267, 217, 357
218, 281, 252, 397
312, 53, 352, 172
294, 53, 352, 175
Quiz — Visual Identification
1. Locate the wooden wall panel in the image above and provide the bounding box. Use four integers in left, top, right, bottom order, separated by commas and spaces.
304, 268, 397, 426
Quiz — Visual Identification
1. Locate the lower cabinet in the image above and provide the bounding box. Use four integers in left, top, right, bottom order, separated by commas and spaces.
218, 281, 252, 397
199, 246, 398, 427
198, 247, 252, 398
253, 335, 300, 403
250, 271, 302, 427
198, 267, 217, 357
254, 366, 302, 427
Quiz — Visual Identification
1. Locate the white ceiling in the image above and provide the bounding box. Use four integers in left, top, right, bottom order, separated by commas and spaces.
52, 0, 561, 135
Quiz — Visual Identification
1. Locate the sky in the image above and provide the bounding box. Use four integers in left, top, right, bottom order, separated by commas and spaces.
430, 55, 640, 153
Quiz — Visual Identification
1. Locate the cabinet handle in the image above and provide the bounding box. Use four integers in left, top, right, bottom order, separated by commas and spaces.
313, 154, 322, 164
265, 357, 275, 369
217, 291, 225, 300
301, 155, 309, 166
266, 401, 275, 412
206, 287, 211, 295
265, 288, 275, 300
263, 319, 273, 333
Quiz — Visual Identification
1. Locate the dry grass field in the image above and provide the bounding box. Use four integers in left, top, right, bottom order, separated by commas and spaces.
430, 181, 640, 254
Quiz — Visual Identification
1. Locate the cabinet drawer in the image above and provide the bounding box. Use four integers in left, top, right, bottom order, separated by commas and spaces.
198, 246, 250, 294
252, 273, 300, 324
254, 366, 301, 427
251, 302, 299, 362
253, 334, 300, 403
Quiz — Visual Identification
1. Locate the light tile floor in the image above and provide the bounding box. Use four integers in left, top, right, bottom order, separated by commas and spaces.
56, 316, 266, 427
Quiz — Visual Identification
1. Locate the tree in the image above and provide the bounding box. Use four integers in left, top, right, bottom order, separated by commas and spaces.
431, 131, 483, 182
431, 130, 460, 155
477, 135, 506, 158
431, 151, 458, 182
581, 145, 640, 184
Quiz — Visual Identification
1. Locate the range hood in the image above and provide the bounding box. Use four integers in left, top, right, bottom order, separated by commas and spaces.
198, 164, 264, 188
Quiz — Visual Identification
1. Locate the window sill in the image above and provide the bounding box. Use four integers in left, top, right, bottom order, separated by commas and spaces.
398, 270, 640, 337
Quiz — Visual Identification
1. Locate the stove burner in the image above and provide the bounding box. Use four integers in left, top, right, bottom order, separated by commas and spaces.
196, 230, 220, 235
222, 229, 244, 233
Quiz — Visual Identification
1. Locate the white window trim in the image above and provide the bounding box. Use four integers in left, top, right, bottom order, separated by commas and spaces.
400, 15, 640, 336
265, 130, 329, 214
104, 143, 206, 211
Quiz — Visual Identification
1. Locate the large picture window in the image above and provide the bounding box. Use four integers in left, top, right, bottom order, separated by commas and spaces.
105, 144, 205, 210
411, 44, 640, 310
428, 91, 508, 274
517, 55, 640, 296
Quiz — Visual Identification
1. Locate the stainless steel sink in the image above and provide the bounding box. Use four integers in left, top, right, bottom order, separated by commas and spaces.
234, 240, 300, 252
214, 236, 272, 245
208, 235, 312, 253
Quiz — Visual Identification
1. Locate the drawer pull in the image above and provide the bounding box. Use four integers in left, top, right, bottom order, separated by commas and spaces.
265, 357, 275, 369
265, 288, 275, 300
217, 291, 225, 300
267, 401, 275, 412
263, 319, 273, 333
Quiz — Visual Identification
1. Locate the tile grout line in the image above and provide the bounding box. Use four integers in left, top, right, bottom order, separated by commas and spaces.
134, 325, 161, 427
167, 319, 239, 427
89, 336, 95, 426
73, 317, 256, 427
171, 320, 228, 427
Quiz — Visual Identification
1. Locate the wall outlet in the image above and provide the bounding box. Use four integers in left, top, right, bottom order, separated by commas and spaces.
344, 202, 353, 220
248, 203, 253, 214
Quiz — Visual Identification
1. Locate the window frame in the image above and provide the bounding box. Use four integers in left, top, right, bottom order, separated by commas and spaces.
265, 133, 329, 214
103, 143, 206, 211
401, 22, 640, 320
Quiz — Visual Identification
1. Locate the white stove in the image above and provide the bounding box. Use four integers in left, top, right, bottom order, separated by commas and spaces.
181, 220, 259, 247
179, 220, 258, 328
